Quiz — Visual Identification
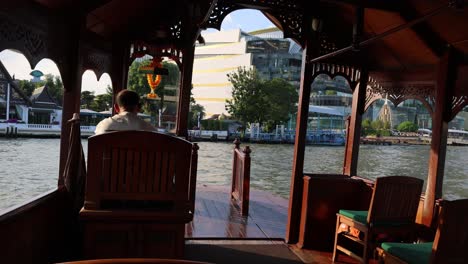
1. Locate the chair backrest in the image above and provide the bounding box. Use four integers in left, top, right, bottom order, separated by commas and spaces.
432, 199, 468, 263
83, 131, 198, 214
367, 176, 423, 224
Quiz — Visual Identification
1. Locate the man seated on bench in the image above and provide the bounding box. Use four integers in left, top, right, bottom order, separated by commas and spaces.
95, 89, 156, 135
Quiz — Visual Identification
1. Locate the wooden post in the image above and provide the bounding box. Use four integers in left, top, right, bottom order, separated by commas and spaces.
176, 44, 195, 138
285, 16, 317, 243
422, 48, 456, 226
58, 14, 85, 184
343, 68, 368, 176
111, 39, 130, 98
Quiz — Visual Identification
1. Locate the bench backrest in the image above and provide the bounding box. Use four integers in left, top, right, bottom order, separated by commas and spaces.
83, 131, 198, 214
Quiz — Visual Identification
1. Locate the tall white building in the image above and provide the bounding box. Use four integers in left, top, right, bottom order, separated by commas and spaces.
193, 28, 302, 116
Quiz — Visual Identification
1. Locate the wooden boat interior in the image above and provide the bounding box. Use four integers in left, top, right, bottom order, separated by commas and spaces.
0, 0, 467, 263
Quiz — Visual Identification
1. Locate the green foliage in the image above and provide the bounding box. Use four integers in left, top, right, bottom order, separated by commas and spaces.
225, 67, 298, 131
325, 89, 337, 95
262, 78, 298, 132
16, 74, 63, 105
81, 91, 95, 109
397, 121, 418, 132
383, 121, 391, 130
200, 119, 228, 131
371, 119, 384, 130
91, 93, 112, 112
362, 119, 372, 131
188, 103, 205, 129
226, 67, 265, 124
43, 74, 64, 106
17, 80, 37, 97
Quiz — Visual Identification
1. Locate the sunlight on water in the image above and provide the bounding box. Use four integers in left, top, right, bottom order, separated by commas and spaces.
0, 138, 467, 211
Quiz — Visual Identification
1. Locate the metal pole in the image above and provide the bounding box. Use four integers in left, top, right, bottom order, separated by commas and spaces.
158, 109, 162, 128
6, 83, 10, 121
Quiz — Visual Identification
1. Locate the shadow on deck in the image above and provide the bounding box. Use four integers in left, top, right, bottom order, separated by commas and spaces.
185, 186, 363, 264
186, 185, 287, 239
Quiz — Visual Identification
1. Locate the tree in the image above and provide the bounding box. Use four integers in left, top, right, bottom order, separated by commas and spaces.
397, 121, 418, 132
17, 79, 37, 97
262, 78, 298, 131
371, 119, 384, 130
43, 74, 64, 106
226, 67, 267, 126
90, 94, 111, 112
16, 75, 63, 105
81, 91, 95, 109
91, 85, 113, 111
226, 67, 298, 132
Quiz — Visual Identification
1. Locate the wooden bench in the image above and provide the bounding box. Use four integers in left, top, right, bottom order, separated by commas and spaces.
79, 131, 198, 259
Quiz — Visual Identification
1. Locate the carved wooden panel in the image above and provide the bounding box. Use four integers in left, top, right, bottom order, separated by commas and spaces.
82, 46, 112, 79
0, 17, 47, 66
170, 21, 183, 40
310, 63, 358, 90
203, 0, 304, 44
451, 95, 468, 120
365, 80, 436, 116
131, 42, 183, 69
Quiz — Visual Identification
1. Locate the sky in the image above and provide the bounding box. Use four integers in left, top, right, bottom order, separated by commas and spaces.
0, 9, 275, 95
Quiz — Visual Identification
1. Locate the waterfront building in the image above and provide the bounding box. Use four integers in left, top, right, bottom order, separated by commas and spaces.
0, 60, 31, 122
193, 28, 302, 116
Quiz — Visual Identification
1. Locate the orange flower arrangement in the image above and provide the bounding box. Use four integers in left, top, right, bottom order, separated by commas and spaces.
144, 59, 163, 99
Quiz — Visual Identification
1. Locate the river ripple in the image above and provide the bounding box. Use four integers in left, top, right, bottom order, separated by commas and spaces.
1, 138, 467, 210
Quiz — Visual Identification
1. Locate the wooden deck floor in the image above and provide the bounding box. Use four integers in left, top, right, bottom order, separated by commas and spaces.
184, 185, 372, 263
185, 185, 288, 239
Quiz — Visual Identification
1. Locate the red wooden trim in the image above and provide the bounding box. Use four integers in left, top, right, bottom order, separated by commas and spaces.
58, 15, 86, 185
343, 67, 368, 176
231, 142, 251, 216
176, 45, 195, 138
423, 48, 456, 227
286, 24, 317, 243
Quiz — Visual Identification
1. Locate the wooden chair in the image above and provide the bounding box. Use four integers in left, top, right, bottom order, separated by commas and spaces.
378, 199, 468, 264
332, 176, 423, 263
79, 131, 198, 259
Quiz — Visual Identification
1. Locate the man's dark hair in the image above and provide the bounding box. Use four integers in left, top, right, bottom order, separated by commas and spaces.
116, 89, 140, 112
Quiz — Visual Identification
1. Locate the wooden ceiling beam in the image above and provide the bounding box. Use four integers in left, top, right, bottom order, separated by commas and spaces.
80, 0, 112, 13
321, 0, 403, 12
398, 3, 447, 57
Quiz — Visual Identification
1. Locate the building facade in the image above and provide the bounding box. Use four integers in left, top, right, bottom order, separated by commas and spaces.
193, 28, 302, 116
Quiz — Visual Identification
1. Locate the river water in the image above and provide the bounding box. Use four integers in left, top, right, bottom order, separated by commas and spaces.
1, 138, 467, 211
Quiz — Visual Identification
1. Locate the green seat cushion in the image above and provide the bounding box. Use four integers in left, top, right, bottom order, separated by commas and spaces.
339, 210, 413, 227
339, 210, 368, 224
381, 242, 433, 264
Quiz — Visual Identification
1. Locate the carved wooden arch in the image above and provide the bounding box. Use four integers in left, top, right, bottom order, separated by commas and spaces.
203, 0, 304, 45
365, 93, 435, 118
365, 78, 436, 118
0, 17, 49, 69
81, 46, 112, 80
451, 95, 468, 120
131, 42, 183, 70
310, 63, 359, 90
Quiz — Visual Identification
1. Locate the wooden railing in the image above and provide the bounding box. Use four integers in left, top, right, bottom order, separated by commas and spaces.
231, 139, 251, 216
0, 187, 76, 263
